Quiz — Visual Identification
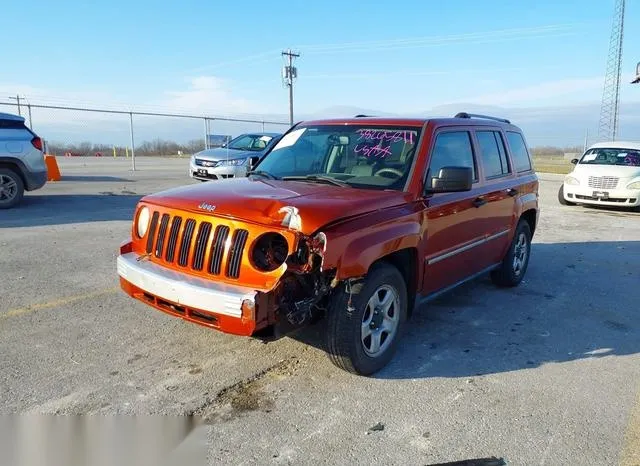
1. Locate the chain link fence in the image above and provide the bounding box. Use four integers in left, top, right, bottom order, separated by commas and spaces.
0, 101, 290, 170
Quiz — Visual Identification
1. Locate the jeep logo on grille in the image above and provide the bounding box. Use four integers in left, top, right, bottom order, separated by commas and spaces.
198, 202, 216, 212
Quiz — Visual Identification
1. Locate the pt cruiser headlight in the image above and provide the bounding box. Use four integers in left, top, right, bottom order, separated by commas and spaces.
564, 176, 580, 186
627, 181, 640, 189
218, 158, 247, 166
136, 207, 150, 238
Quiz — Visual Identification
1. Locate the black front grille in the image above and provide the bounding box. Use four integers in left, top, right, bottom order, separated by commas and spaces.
142, 210, 250, 279
165, 217, 182, 262
208, 225, 230, 275
178, 219, 197, 266
192, 222, 212, 271
145, 212, 160, 253
154, 214, 170, 258
227, 229, 249, 279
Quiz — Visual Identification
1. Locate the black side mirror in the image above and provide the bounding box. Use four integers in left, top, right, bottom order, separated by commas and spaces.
425, 166, 473, 194
571, 158, 579, 165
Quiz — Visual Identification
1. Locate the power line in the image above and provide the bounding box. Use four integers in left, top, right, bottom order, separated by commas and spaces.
282, 49, 300, 126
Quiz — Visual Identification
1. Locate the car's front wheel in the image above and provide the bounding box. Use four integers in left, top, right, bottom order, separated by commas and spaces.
326, 262, 407, 375
0, 168, 25, 209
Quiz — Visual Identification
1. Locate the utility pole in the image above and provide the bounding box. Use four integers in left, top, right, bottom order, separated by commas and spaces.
598, 0, 625, 141
9, 95, 22, 116
282, 49, 300, 126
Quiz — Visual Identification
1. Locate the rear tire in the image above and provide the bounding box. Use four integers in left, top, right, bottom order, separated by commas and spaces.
558, 185, 574, 205
326, 262, 407, 376
491, 220, 532, 288
0, 168, 24, 209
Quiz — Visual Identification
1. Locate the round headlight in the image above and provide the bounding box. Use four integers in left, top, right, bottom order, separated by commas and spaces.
251, 233, 289, 271
564, 176, 580, 186
136, 207, 150, 238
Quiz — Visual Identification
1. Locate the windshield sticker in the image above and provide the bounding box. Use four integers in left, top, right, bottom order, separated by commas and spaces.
275, 128, 306, 150
354, 142, 393, 158
356, 129, 415, 145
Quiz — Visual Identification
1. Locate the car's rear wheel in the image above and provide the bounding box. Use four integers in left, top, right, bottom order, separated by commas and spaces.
326, 262, 407, 375
0, 168, 24, 209
491, 220, 532, 288
558, 185, 575, 205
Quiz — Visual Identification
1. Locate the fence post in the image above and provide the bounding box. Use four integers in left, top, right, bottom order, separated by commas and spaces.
129, 112, 136, 171
204, 117, 209, 150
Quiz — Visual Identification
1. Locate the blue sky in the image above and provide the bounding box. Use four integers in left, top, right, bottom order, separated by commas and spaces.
2, 0, 640, 145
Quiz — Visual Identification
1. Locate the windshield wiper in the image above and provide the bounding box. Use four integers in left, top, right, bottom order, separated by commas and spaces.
247, 170, 278, 180
282, 175, 350, 187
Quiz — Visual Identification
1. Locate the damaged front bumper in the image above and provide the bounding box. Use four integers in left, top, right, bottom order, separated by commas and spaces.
117, 251, 260, 336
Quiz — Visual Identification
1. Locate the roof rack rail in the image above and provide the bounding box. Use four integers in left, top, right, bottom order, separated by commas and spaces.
454, 112, 511, 124
354, 114, 374, 118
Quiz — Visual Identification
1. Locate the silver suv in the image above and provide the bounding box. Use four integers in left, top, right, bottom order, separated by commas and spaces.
0, 112, 47, 208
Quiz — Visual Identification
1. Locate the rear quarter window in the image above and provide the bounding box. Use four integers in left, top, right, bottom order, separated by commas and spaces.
0, 119, 27, 130
505, 131, 532, 173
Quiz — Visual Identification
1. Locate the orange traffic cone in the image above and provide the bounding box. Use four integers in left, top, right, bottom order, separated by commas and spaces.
45, 154, 61, 181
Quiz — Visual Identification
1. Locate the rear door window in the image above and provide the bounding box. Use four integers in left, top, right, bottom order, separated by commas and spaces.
505, 131, 532, 173
476, 131, 511, 178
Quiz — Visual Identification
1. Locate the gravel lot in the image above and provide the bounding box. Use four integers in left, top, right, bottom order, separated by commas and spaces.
1, 156, 639, 466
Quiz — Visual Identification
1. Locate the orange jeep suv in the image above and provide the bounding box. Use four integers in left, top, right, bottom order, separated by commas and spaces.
117, 113, 539, 375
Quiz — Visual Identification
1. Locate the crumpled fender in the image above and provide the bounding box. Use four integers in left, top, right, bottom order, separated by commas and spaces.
322, 219, 422, 281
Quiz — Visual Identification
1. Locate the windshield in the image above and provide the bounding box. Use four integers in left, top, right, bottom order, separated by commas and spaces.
579, 147, 640, 167
253, 125, 422, 191
227, 134, 274, 151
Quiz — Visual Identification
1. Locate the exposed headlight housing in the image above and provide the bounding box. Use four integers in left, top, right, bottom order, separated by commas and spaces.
136, 207, 150, 238
219, 158, 247, 166
564, 176, 580, 186
251, 233, 289, 271
626, 181, 640, 189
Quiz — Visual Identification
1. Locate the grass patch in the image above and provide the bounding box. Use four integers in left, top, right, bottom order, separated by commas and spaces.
532, 156, 573, 175
533, 164, 572, 175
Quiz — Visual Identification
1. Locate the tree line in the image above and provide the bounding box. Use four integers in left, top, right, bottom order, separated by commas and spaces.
47, 138, 206, 157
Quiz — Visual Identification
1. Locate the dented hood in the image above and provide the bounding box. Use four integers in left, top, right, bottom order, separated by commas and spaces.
142, 177, 411, 234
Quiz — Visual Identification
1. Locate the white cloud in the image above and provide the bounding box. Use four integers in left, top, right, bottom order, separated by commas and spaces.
455, 77, 604, 107
159, 76, 256, 115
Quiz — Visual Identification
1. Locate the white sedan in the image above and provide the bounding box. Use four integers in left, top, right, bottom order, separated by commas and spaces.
559, 141, 640, 210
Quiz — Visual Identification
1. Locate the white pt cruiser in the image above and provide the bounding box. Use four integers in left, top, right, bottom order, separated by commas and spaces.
559, 141, 640, 210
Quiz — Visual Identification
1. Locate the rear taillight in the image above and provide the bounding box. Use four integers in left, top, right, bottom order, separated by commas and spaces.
31, 136, 43, 151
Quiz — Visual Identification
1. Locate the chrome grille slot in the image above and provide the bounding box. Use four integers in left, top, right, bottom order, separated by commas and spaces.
192, 222, 212, 271
165, 216, 182, 263
178, 219, 197, 267
145, 211, 160, 253
154, 214, 170, 258
208, 225, 230, 275
226, 229, 249, 279
588, 176, 618, 189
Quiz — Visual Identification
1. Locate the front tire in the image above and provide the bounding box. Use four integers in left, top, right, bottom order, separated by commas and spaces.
558, 185, 574, 205
326, 262, 407, 375
491, 220, 532, 288
0, 168, 25, 209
